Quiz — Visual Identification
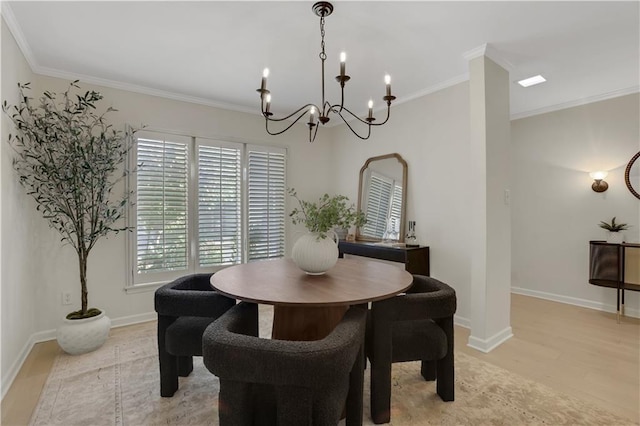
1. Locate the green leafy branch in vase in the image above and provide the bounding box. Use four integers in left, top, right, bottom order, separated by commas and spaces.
288, 188, 366, 238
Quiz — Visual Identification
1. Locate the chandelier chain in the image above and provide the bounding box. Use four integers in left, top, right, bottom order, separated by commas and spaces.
319, 15, 327, 61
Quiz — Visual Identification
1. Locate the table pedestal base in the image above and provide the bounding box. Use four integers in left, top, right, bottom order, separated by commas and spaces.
272, 305, 348, 341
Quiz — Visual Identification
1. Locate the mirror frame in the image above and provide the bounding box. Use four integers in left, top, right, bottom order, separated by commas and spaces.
356, 153, 408, 242
625, 150, 640, 200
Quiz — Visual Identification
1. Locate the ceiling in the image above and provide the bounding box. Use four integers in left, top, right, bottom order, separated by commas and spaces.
3, 1, 639, 120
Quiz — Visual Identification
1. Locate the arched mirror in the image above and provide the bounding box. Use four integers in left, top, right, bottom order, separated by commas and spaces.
356, 153, 408, 242
625, 151, 640, 200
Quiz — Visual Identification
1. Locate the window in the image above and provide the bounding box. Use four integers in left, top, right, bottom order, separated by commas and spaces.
128, 130, 286, 286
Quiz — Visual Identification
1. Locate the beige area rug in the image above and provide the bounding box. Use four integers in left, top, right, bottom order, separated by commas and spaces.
31, 312, 635, 426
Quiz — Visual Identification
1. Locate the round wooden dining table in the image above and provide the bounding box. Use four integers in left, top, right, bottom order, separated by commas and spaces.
211, 257, 413, 341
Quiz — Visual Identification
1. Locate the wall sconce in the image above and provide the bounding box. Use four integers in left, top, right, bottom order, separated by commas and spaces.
589, 171, 609, 192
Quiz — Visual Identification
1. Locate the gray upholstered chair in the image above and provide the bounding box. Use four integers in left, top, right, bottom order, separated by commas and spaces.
154, 273, 236, 397
367, 275, 456, 424
203, 302, 367, 426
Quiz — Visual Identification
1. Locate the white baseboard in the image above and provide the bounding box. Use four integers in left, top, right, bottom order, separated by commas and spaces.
454, 314, 471, 329
1, 311, 157, 400
467, 326, 514, 353
110, 312, 157, 328
511, 287, 640, 319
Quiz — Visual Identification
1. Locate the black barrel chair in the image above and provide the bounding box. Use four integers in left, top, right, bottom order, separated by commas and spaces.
367, 275, 456, 424
203, 302, 367, 426
155, 273, 236, 397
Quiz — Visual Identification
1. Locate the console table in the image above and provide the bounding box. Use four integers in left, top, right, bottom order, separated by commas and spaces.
338, 241, 430, 276
588, 240, 640, 322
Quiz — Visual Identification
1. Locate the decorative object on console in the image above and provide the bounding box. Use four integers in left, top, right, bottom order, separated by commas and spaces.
598, 217, 629, 244
289, 188, 366, 274
406, 221, 418, 247
257, 1, 396, 142
589, 171, 609, 192
3, 81, 133, 355
625, 150, 640, 200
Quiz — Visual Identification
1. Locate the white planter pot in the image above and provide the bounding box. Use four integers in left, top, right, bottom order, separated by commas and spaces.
57, 311, 111, 355
606, 232, 624, 244
292, 231, 339, 275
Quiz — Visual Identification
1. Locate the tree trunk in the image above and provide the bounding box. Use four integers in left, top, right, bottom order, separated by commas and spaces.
78, 249, 88, 315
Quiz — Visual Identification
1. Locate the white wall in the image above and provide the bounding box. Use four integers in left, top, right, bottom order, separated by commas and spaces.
511, 93, 640, 316
1, 18, 42, 395
329, 83, 473, 325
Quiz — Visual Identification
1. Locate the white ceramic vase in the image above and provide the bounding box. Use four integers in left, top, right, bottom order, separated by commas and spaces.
292, 231, 339, 275
57, 311, 111, 355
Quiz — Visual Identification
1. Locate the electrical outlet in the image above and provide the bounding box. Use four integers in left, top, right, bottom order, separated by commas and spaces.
62, 292, 72, 305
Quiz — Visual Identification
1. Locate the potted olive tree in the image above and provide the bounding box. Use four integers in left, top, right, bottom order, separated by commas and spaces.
288, 188, 366, 274
3, 81, 131, 354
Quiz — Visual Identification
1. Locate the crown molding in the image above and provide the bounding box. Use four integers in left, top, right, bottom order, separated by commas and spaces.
34, 65, 257, 115
463, 43, 514, 73
396, 73, 470, 106
1, 2, 38, 71
510, 85, 640, 120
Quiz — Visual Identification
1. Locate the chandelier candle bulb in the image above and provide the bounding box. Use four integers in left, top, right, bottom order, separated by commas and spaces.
309, 107, 316, 125
368, 100, 373, 119
340, 52, 346, 78
260, 68, 269, 93
265, 94, 271, 113
385, 74, 391, 97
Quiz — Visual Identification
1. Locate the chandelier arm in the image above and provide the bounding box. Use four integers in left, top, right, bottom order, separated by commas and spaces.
328, 104, 372, 126
265, 109, 312, 136
309, 122, 320, 143
329, 107, 372, 140
329, 102, 392, 127
338, 83, 345, 113
368, 103, 392, 127
263, 103, 317, 122
323, 101, 333, 117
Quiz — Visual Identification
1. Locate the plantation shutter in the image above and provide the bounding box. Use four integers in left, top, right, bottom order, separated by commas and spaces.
197, 142, 242, 267
361, 173, 393, 239
135, 134, 190, 275
247, 146, 286, 261
390, 183, 403, 226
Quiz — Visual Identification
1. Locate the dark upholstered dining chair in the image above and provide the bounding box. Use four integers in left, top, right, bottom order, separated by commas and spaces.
203, 302, 367, 426
154, 273, 236, 397
366, 275, 456, 424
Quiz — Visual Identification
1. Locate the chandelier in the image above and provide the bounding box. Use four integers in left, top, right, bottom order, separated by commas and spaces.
257, 1, 395, 142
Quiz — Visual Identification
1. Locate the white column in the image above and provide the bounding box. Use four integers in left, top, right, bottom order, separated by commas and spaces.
467, 47, 513, 352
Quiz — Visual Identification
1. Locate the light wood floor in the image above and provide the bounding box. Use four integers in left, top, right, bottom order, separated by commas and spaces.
2, 294, 639, 425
